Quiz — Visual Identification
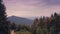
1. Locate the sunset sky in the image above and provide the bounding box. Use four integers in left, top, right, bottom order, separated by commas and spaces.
3, 0, 60, 18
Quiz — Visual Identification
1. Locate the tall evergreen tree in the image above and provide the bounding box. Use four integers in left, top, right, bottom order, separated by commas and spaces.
0, 0, 9, 34
10, 23, 16, 31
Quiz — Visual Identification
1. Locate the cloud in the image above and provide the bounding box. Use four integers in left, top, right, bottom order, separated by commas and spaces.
42, 0, 60, 5
4, 0, 44, 7
3, 0, 60, 17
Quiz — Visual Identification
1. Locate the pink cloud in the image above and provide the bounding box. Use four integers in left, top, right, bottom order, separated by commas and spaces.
3, 0, 60, 17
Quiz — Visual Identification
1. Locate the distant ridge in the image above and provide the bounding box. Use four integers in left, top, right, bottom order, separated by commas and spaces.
7, 16, 34, 25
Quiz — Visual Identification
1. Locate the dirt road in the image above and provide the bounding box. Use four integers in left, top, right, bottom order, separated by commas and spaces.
11, 30, 16, 34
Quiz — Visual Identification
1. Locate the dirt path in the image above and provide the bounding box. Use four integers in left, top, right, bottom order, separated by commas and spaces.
11, 30, 16, 34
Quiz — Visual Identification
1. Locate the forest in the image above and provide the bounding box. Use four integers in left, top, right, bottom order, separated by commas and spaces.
12, 12, 60, 34
0, 0, 60, 34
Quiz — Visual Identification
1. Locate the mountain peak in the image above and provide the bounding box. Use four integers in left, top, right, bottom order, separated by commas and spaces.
7, 16, 34, 25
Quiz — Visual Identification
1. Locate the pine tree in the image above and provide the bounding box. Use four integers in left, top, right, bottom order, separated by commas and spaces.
10, 23, 16, 31
0, 0, 9, 34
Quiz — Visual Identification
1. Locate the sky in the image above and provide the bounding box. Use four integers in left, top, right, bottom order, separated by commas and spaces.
3, 0, 60, 18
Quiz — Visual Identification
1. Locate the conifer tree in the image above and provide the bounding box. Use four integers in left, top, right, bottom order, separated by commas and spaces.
0, 0, 9, 34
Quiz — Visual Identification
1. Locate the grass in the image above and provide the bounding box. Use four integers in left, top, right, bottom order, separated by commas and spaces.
16, 30, 31, 34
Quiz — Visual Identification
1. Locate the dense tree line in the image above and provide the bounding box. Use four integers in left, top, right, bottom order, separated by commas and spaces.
32, 13, 60, 34
16, 24, 31, 32
11, 12, 60, 34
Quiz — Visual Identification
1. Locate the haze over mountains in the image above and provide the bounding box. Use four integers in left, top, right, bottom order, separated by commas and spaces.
7, 16, 34, 25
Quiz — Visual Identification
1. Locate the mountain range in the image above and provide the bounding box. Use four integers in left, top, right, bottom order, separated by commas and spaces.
7, 16, 34, 25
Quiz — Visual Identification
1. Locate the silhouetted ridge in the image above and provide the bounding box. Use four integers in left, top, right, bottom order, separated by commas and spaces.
7, 16, 33, 25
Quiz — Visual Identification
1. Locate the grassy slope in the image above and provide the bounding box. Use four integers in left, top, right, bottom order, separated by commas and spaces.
16, 30, 31, 34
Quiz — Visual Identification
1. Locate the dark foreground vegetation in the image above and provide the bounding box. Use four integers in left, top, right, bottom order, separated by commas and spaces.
0, 0, 10, 34
0, 0, 60, 34
15, 12, 60, 34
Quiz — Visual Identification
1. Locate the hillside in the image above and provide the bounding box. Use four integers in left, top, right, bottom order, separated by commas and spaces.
7, 16, 34, 25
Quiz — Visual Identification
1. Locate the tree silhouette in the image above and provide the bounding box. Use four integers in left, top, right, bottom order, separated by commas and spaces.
0, 0, 9, 34
16, 24, 21, 31
32, 12, 60, 34
10, 23, 16, 31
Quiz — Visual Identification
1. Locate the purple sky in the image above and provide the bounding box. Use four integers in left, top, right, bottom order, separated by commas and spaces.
3, 0, 60, 17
